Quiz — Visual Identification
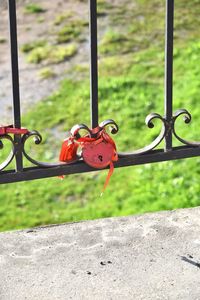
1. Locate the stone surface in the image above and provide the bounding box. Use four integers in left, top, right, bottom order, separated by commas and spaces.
1, 208, 200, 300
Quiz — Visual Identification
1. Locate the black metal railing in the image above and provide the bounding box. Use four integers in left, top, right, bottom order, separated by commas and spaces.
0, 0, 200, 184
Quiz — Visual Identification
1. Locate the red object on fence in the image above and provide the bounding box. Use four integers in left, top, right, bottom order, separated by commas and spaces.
0, 125, 28, 135
59, 137, 79, 162
59, 126, 118, 193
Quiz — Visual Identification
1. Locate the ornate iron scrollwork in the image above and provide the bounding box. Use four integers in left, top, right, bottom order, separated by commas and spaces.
21, 130, 61, 167
70, 119, 119, 139
0, 135, 15, 171
119, 113, 167, 156
0, 112, 199, 171
172, 109, 200, 147
0, 120, 119, 171
120, 109, 200, 157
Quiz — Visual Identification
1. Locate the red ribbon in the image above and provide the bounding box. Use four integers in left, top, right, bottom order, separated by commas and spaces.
0, 125, 28, 135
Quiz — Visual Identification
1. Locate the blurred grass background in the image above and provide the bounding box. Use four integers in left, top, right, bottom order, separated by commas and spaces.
0, 0, 200, 231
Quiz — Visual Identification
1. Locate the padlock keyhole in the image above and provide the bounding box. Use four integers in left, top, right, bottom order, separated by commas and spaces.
98, 155, 103, 162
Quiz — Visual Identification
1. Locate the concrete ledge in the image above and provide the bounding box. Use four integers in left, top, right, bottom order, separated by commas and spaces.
1, 208, 200, 300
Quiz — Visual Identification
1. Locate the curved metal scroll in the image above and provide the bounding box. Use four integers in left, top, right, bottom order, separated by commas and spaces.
21, 130, 79, 167
172, 109, 200, 147
71, 119, 119, 139
0, 135, 15, 171
119, 113, 167, 157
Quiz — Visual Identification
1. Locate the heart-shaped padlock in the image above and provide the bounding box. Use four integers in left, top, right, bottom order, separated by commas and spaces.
82, 139, 115, 169
59, 119, 119, 192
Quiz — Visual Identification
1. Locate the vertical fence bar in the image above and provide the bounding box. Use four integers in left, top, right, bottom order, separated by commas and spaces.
8, 0, 23, 171
164, 0, 174, 151
89, 0, 99, 128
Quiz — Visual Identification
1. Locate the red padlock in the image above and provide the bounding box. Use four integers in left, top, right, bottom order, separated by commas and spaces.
59, 120, 119, 192
59, 137, 79, 162
82, 140, 115, 169
81, 132, 118, 192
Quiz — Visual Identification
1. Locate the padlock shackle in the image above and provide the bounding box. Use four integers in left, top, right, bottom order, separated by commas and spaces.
70, 119, 119, 140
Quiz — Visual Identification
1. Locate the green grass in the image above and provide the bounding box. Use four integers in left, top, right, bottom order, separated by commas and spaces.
57, 24, 82, 43
97, 0, 113, 17
100, 30, 134, 55
24, 3, 46, 14
38, 67, 55, 79
0, 0, 200, 231
21, 40, 47, 53
53, 12, 75, 26
56, 19, 88, 43
20, 15, 88, 63
26, 44, 78, 64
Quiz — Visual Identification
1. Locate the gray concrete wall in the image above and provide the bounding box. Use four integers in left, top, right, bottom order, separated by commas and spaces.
0, 207, 200, 300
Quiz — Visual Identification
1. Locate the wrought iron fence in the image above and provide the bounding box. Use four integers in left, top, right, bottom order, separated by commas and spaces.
0, 0, 200, 184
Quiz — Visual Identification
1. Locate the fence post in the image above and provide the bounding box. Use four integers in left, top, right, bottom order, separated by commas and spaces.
164, 0, 174, 151
8, 0, 23, 171
89, 0, 99, 129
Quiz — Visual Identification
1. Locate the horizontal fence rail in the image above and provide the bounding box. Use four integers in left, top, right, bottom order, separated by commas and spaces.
0, 0, 200, 184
